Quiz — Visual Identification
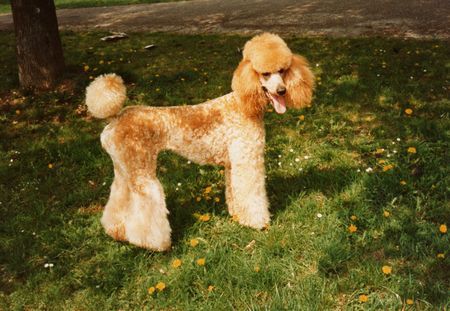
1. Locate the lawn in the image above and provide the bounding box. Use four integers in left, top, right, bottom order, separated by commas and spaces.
0, 0, 185, 14
0, 32, 449, 309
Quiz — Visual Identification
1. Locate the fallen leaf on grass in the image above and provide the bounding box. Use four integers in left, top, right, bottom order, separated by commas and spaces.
244, 240, 256, 252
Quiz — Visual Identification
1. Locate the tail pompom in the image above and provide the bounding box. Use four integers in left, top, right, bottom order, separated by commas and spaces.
85, 73, 126, 119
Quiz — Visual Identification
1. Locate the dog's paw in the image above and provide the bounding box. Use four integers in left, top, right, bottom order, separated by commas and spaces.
101, 214, 127, 241
235, 211, 270, 230
104, 223, 126, 241
127, 233, 172, 252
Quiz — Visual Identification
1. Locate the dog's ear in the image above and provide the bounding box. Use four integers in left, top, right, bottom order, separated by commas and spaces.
232, 59, 267, 117
285, 54, 315, 109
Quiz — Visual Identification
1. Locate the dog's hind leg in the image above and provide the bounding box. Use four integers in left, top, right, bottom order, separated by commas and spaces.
102, 159, 171, 251
101, 167, 129, 242
100, 124, 171, 251
100, 125, 130, 242
124, 173, 171, 251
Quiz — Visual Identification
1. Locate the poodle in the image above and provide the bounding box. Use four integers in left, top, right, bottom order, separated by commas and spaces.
85, 33, 314, 251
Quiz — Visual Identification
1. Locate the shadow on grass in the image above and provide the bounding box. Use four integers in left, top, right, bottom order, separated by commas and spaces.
268, 165, 356, 216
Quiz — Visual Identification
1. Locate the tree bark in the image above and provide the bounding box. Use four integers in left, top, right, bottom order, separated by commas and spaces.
11, 0, 65, 90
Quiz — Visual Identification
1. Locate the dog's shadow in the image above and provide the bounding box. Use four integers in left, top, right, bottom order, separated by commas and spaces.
268, 165, 355, 217
166, 163, 355, 245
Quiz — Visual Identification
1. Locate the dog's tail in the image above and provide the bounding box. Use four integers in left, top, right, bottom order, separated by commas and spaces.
85, 73, 127, 119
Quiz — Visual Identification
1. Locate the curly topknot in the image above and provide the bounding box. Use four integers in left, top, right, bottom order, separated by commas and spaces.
242, 33, 293, 73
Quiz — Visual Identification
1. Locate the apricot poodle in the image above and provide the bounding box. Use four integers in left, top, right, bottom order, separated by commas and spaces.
85, 33, 314, 251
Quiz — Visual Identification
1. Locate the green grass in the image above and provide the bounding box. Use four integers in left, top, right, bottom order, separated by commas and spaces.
0, 0, 185, 14
0, 32, 449, 309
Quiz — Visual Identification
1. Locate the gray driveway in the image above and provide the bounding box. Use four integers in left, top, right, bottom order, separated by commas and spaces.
1, 0, 449, 38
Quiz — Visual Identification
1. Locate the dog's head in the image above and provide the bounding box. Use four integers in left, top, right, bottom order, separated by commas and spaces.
232, 33, 314, 117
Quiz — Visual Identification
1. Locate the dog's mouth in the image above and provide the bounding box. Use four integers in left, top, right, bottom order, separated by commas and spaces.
263, 88, 286, 114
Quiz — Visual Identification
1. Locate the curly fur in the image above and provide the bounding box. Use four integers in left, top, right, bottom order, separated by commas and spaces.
86, 74, 126, 118
86, 33, 314, 251
243, 33, 293, 73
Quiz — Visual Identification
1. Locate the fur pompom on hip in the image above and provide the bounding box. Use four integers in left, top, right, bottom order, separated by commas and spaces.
85, 73, 126, 119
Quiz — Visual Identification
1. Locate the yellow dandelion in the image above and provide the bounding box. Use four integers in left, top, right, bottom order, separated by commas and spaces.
196, 197, 201, 202
382, 265, 392, 275
99, 60, 104, 65
204, 186, 212, 194
48, 163, 53, 169
299, 115, 305, 121
378, 159, 386, 164
254, 266, 260, 272
437, 253, 445, 259
147, 286, 155, 295
383, 211, 391, 217
196, 258, 206, 266
350, 215, 357, 221
375, 148, 385, 155
214, 197, 220, 203
171, 259, 182, 268
219, 169, 224, 175
400, 180, 407, 185
83, 65, 89, 72
207, 285, 215, 292
405, 108, 413, 115
439, 224, 447, 233
189, 239, 199, 247
155, 282, 166, 292
406, 299, 414, 305
199, 214, 210, 222
383, 164, 394, 172
407, 147, 417, 154
359, 294, 368, 303
348, 224, 357, 233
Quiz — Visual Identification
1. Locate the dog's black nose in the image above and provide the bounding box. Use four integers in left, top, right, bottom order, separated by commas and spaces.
277, 87, 286, 96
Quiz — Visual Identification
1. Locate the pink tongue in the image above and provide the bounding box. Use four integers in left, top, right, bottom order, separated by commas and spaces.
270, 94, 287, 114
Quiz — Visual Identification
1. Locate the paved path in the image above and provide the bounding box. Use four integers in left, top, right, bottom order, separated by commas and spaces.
1, 0, 449, 38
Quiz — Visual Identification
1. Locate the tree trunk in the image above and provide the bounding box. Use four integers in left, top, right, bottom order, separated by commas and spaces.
11, 0, 65, 90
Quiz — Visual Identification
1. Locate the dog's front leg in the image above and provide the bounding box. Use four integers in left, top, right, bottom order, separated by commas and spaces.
227, 140, 270, 229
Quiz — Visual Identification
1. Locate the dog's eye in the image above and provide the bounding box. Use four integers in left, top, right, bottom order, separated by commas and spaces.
262, 72, 271, 78
279, 69, 285, 74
